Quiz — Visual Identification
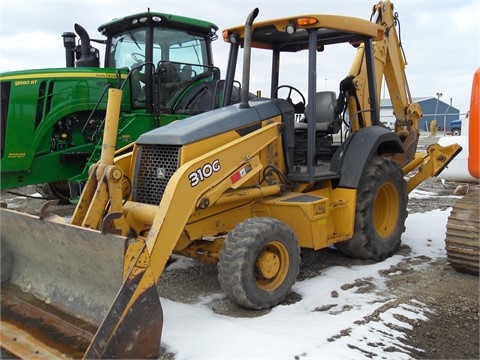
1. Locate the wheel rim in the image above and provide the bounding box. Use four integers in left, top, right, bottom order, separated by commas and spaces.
374, 181, 399, 238
254, 241, 289, 291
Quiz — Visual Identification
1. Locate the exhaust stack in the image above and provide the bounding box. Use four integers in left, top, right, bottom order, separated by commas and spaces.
239, 8, 259, 109
74, 23, 99, 67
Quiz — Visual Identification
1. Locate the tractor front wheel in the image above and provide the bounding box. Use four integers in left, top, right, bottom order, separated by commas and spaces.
218, 217, 300, 310
36, 181, 71, 204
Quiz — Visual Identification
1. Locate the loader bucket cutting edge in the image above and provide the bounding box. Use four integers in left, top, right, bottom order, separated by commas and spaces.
85, 240, 163, 359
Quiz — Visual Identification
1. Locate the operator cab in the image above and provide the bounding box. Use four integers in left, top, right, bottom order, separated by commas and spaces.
222, 13, 384, 183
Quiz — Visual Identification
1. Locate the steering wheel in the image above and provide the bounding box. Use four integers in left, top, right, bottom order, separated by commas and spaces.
274, 85, 306, 113
131, 52, 145, 63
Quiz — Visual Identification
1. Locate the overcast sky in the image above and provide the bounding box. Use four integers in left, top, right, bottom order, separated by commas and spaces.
1, 0, 478, 114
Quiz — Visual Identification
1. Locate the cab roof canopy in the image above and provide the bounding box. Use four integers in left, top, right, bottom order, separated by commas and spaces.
98, 11, 218, 37
222, 14, 383, 52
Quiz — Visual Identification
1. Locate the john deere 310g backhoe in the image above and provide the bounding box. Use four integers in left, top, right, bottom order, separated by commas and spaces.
1, 1, 461, 358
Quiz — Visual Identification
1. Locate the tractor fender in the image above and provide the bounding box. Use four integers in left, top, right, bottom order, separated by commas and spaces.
331, 126, 404, 189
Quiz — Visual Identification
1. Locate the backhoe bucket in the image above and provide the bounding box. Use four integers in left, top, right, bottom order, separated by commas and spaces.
1, 208, 163, 358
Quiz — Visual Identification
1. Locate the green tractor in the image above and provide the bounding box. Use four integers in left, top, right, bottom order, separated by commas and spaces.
1, 11, 231, 202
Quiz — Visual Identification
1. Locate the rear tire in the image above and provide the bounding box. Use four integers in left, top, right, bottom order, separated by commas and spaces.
218, 217, 300, 310
336, 156, 407, 260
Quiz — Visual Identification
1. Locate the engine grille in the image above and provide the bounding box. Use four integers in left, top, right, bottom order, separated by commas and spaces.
132, 145, 181, 205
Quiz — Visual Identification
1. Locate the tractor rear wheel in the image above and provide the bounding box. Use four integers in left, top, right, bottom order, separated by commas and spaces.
218, 217, 300, 310
336, 156, 407, 260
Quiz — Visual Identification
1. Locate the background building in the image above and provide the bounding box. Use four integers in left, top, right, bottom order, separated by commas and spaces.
380, 97, 460, 132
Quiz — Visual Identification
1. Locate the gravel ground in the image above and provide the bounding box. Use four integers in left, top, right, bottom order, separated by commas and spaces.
1, 134, 478, 359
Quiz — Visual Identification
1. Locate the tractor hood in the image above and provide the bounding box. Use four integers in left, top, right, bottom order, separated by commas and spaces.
136, 98, 294, 146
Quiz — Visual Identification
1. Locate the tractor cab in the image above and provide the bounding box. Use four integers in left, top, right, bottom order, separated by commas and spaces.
64, 11, 220, 113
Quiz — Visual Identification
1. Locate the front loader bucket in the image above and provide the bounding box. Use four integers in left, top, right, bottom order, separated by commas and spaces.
1, 208, 163, 358
1, 208, 124, 323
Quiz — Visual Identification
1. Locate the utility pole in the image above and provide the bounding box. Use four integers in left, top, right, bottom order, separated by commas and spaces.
433, 92, 442, 133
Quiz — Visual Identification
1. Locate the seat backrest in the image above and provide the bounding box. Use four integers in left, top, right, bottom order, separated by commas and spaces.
313, 91, 336, 126
180, 64, 193, 82
298, 91, 337, 132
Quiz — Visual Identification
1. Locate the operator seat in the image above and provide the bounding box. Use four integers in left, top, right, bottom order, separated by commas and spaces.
293, 91, 343, 165
295, 91, 341, 134
158, 62, 181, 108
180, 64, 193, 82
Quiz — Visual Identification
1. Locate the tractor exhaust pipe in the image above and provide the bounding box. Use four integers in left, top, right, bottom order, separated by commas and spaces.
74, 23, 99, 67
240, 8, 259, 109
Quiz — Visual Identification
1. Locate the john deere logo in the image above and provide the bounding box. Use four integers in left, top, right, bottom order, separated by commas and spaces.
157, 167, 166, 179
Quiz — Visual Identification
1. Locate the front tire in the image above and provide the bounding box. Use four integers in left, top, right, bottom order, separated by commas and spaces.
35, 181, 70, 204
336, 156, 407, 260
218, 217, 300, 310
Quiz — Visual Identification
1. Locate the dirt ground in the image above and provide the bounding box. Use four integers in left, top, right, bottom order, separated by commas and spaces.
396, 177, 479, 360
1, 135, 479, 359
153, 175, 479, 359
1, 179, 478, 359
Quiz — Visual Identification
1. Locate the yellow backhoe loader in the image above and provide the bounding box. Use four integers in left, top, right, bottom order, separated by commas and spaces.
1, 2, 461, 358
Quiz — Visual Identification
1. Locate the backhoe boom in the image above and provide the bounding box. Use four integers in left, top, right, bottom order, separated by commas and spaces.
348, 0, 422, 165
